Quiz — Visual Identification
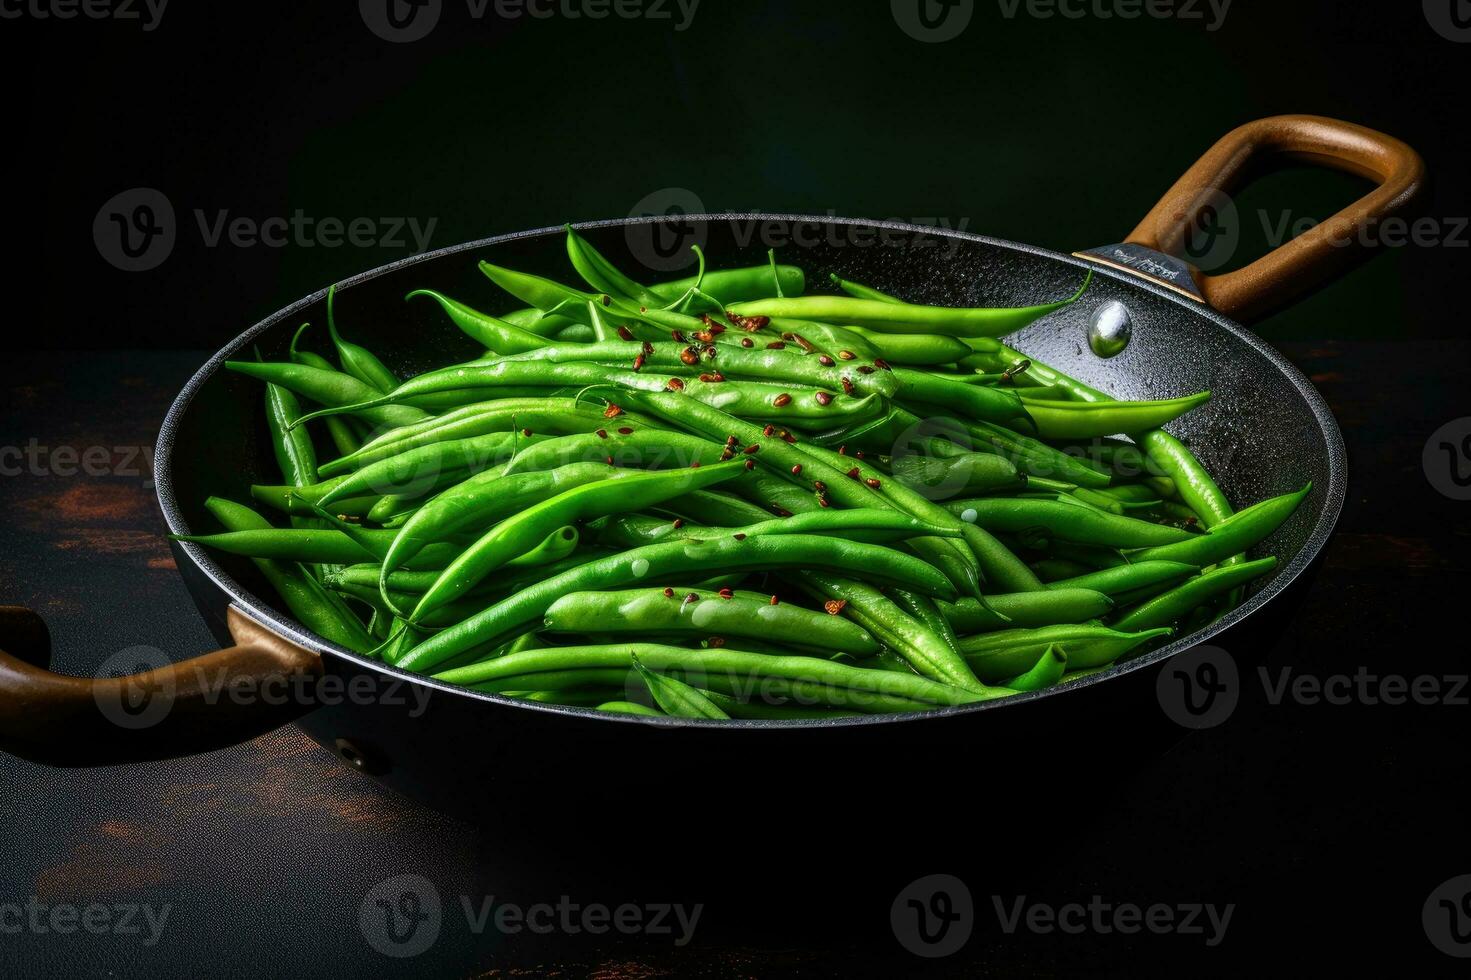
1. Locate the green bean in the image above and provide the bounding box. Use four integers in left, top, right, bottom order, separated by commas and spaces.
317, 430, 537, 505
595, 700, 665, 717
891, 368, 1030, 426
938, 588, 1114, 633
434, 644, 1006, 707
838, 329, 973, 366
326, 285, 399, 394
1127, 485, 1310, 565
252, 479, 380, 518
631, 653, 731, 719
649, 264, 806, 306
173, 527, 460, 568
409, 461, 749, 620
1000, 645, 1068, 692
1112, 557, 1279, 632
891, 452, 1025, 497
1044, 560, 1199, 597
1021, 391, 1211, 440
726, 270, 1091, 337
957, 624, 1172, 682
407, 289, 549, 354
398, 534, 961, 673
544, 588, 880, 655
945, 497, 1196, 548
827, 272, 904, 304
201, 497, 372, 652
766, 317, 878, 361
598, 509, 960, 548
224, 360, 428, 428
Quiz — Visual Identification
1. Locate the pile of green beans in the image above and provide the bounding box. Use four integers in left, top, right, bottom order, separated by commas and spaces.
186, 227, 1307, 720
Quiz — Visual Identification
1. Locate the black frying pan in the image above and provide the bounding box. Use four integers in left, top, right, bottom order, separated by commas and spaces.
0, 115, 1424, 822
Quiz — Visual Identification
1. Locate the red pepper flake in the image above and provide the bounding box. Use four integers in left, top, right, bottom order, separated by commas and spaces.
815, 391, 833, 406
781, 431, 797, 443
818, 354, 835, 366
617, 426, 633, 435
671, 329, 685, 342
813, 480, 828, 492
698, 372, 725, 383
791, 334, 816, 353
838, 350, 856, 360
743, 458, 756, 470
693, 331, 716, 344
632, 353, 646, 372
857, 365, 875, 374
680, 347, 701, 366
743, 444, 760, 455
766, 341, 787, 350
603, 404, 624, 418
864, 477, 882, 489
617, 325, 634, 341
718, 587, 734, 599
595, 428, 608, 439
762, 424, 776, 437
672, 518, 684, 529
727, 311, 770, 331
725, 434, 739, 446
741, 338, 754, 348
841, 377, 856, 395
818, 496, 832, 508
824, 599, 848, 615
791, 464, 803, 476
846, 467, 861, 480
769, 595, 779, 606
667, 377, 685, 391
707, 323, 726, 335
773, 393, 792, 407
641, 340, 654, 355
874, 357, 892, 371
663, 587, 675, 598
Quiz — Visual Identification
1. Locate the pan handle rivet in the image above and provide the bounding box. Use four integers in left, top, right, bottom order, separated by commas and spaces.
334, 737, 374, 773
1088, 300, 1132, 358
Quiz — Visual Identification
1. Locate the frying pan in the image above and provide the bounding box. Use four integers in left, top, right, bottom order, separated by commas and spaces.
0, 116, 1424, 820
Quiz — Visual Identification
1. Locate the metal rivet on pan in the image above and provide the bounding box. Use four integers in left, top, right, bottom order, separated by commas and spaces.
334, 737, 375, 773
1088, 300, 1133, 358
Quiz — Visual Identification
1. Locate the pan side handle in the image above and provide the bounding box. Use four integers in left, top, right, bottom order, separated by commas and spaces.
1123, 114, 1424, 323
0, 604, 321, 766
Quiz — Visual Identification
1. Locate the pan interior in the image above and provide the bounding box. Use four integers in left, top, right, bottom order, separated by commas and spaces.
157, 215, 1343, 714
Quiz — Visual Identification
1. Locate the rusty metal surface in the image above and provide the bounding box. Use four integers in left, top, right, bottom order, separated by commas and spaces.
2, 345, 1468, 975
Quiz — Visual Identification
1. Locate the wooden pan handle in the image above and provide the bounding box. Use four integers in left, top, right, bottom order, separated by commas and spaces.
0, 604, 321, 766
1127, 114, 1425, 322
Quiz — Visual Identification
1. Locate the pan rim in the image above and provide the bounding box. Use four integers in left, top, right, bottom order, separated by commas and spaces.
155, 213, 1346, 731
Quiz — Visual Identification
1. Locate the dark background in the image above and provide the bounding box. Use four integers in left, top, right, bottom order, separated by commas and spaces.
3, 1, 1469, 977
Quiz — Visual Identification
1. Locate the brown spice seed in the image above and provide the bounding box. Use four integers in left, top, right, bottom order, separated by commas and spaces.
838, 350, 855, 360
667, 378, 685, 390
791, 463, 803, 475
815, 391, 833, 406
617, 426, 633, 435
773, 393, 792, 407
824, 599, 848, 615
818, 355, 835, 366
617, 326, 634, 341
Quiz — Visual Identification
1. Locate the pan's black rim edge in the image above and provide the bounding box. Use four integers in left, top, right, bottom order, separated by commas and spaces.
154, 213, 1347, 732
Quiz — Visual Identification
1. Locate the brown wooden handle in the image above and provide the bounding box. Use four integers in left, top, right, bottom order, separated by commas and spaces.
1127, 114, 1425, 322
0, 604, 322, 766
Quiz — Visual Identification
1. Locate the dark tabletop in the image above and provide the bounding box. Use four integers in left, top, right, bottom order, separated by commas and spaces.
2, 342, 1468, 977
